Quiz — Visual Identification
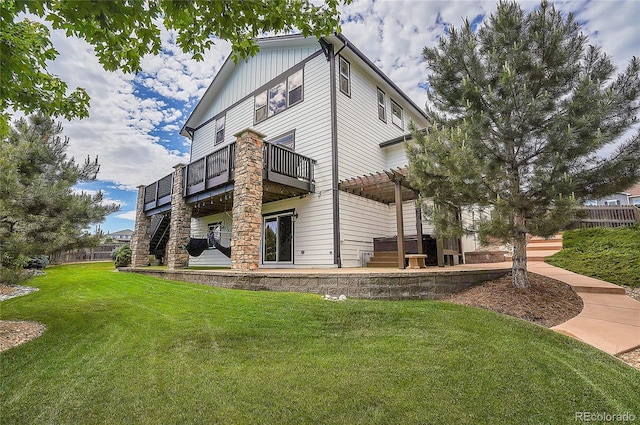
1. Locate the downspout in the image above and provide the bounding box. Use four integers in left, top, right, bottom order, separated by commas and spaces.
327, 40, 342, 267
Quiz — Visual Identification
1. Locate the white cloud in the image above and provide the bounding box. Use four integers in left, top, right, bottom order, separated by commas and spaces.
114, 210, 137, 221
71, 189, 125, 207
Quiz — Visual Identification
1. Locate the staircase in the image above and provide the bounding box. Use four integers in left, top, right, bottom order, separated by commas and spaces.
149, 213, 171, 257
526, 234, 563, 261
366, 251, 399, 268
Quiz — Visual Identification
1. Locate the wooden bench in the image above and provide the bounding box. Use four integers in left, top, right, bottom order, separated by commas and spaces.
405, 254, 427, 269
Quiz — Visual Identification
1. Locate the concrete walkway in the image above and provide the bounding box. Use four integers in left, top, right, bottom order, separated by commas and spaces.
528, 262, 640, 356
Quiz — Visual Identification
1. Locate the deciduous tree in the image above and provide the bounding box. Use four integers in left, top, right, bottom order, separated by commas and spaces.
0, 0, 346, 136
408, 0, 640, 288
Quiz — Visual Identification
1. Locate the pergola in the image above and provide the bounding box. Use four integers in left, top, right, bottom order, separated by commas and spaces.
338, 167, 427, 269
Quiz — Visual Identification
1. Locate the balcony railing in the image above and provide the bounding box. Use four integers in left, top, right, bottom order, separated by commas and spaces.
143, 173, 173, 211
143, 142, 315, 213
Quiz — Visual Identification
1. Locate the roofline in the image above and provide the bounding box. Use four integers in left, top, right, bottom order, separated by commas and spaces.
180, 34, 310, 138
332, 33, 428, 122
181, 33, 430, 137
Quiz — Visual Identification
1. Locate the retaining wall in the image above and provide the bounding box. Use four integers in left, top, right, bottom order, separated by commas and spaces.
121, 268, 511, 300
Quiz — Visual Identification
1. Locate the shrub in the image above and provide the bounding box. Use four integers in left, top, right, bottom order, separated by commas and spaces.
25, 256, 50, 270
114, 245, 132, 268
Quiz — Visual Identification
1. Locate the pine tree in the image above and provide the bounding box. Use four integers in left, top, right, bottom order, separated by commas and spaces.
407, 0, 640, 288
0, 114, 119, 279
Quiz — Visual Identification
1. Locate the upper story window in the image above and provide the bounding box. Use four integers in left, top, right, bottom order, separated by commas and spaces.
215, 115, 225, 145
268, 130, 295, 151
255, 68, 304, 124
288, 70, 303, 105
391, 99, 403, 129
339, 56, 350, 96
377, 88, 386, 122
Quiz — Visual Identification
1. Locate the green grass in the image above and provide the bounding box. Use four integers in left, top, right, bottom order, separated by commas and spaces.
547, 225, 640, 287
2, 263, 638, 424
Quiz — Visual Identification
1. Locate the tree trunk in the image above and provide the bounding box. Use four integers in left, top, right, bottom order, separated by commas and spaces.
511, 213, 529, 289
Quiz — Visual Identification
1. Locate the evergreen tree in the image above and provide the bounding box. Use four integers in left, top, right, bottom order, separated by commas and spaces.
0, 114, 119, 278
407, 0, 640, 288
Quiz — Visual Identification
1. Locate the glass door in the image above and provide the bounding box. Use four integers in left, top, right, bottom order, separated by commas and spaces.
263, 212, 294, 264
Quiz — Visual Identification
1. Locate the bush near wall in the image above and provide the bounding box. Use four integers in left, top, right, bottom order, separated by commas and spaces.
114, 245, 132, 268
546, 225, 640, 287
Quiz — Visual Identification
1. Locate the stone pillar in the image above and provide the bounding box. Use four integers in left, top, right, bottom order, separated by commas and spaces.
131, 185, 151, 267
231, 129, 265, 270
166, 164, 193, 270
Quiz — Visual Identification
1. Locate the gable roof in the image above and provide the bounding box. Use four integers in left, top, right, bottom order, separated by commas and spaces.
180, 33, 428, 138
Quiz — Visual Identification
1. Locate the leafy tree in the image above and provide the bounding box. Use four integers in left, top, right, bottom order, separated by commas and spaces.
0, 114, 119, 280
0, 0, 346, 137
407, 0, 640, 288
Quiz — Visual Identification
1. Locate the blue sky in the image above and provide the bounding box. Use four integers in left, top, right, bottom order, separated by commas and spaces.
42, 0, 640, 234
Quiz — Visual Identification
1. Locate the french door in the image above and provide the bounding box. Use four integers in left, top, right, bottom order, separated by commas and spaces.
263, 212, 294, 264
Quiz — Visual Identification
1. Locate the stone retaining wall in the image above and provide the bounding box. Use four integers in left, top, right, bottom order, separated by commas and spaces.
121, 268, 511, 300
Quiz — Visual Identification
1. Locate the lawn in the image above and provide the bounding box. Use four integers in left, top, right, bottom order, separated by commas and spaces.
1, 263, 638, 424
547, 225, 640, 287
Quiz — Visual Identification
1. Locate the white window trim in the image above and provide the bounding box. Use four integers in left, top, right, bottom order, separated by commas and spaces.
339, 56, 351, 96
214, 115, 225, 145
391, 99, 403, 129
377, 88, 386, 123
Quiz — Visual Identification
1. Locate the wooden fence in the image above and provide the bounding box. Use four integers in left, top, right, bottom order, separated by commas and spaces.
575, 206, 640, 228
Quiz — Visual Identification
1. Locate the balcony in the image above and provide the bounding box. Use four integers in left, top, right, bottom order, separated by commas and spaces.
143, 142, 316, 215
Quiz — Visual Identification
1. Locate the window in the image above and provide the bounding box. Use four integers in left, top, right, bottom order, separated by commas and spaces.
632, 198, 640, 205
377, 88, 386, 122
288, 69, 303, 106
269, 81, 287, 117
255, 68, 304, 124
391, 99, 403, 128
339, 56, 350, 96
214, 115, 225, 145
263, 211, 294, 263
255, 91, 267, 123
268, 130, 295, 151
604, 199, 620, 206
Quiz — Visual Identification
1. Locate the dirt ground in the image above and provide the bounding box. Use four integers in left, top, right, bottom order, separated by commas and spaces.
2, 279, 639, 370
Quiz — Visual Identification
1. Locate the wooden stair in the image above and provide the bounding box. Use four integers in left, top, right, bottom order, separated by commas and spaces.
526, 234, 563, 261
366, 251, 398, 268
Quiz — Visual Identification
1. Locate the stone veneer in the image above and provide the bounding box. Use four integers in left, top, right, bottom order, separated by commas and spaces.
130, 185, 151, 267
230, 129, 265, 270
121, 268, 512, 300
166, 164, 192, 269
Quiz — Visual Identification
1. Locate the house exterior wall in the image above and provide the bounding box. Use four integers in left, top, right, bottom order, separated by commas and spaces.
187, 48, 335, 268
335, 56, 426, 181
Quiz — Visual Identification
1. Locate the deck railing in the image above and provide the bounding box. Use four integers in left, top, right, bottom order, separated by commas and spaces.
143, 141, 315, 212
143, 173, 173, 211
575, 206, 640, 228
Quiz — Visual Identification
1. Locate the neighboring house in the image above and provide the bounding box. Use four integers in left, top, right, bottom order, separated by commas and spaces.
585, 183, 640, 206
109, 229, 133, 242
627, 183, 640, 206
132, 34, 474, 270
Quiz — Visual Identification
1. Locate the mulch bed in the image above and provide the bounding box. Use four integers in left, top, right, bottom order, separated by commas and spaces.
443, 273, 583, 328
